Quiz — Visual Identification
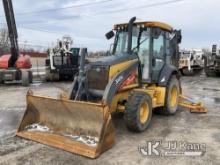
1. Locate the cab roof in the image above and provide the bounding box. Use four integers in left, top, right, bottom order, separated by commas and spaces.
114, 21, 173, 32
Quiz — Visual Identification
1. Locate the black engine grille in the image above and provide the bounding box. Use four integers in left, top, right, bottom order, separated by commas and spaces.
87, 66, 109, 90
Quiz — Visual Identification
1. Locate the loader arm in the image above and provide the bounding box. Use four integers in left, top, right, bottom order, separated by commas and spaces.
178, 95, 208, 113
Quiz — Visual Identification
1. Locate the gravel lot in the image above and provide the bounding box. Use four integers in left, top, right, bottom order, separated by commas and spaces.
0, 73, 220, 165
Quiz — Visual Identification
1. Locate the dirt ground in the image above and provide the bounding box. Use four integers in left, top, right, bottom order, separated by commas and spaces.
0, 73, 220, 165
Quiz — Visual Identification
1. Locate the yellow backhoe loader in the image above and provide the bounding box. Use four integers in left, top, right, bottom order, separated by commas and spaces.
16, 17, 207, 159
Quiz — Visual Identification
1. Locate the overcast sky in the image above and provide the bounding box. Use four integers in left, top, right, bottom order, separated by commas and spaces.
0, 0, 219, 51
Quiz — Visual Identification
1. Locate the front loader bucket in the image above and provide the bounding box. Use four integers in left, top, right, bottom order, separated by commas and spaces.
16, 92, 115, 158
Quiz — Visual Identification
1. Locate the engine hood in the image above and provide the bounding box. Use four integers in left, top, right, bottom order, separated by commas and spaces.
91, 53, 137, 66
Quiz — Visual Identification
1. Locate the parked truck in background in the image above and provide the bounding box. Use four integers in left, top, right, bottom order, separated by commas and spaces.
204, 44, 220, 77
179, 49, 204, 75
45, 36, 80, 81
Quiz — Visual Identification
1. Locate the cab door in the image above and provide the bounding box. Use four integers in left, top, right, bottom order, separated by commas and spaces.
137, 28, 151, 82
151, 29, 166, 82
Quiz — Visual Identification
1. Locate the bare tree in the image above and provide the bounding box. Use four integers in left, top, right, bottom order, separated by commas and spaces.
0, 26, 10, 56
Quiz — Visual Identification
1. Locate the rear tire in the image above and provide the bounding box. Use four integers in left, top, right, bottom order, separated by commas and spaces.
162, 75, 180, 115
46, 67, 52, 81
53, 73, 60, 81
46, 67, 59, 82
205, 69, 217, 77
21, 70, 30, 87
124, 92, 152, 132
182, 68, 194, 76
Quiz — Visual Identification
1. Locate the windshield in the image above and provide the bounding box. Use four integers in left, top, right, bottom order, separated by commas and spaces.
113, 26, 150, 55
114, 31, 129, 54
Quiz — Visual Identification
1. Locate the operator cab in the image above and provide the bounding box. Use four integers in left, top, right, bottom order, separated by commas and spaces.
106, 21, 181, 84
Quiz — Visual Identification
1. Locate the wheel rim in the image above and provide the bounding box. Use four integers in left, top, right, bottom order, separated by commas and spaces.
139, 102, 149, 124
170, 85, 178, 108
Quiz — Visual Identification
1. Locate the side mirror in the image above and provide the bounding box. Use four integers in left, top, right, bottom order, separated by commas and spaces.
105, 30, 115, 40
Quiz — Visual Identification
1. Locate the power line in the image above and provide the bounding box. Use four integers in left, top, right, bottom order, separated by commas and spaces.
19, 27, 63, 34
92, 0, 184, 15
1, 0, 184, 35
0, 24, 63, 34
1, 25, 103, 41
0, 0, 113, 17
19, 42, 49, 48
11, 0, 184, 26
18, 27, 104, 42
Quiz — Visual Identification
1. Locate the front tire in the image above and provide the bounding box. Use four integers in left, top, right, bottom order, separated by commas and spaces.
124, 92, 152, 132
